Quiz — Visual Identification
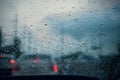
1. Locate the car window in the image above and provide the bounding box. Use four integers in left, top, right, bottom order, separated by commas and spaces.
0, 0, 120, 80
21, 55, 51, 61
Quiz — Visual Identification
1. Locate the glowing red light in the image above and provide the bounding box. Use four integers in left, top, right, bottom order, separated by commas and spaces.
31, 58, 39, 63
53, 64, 58, 72
9, 59, 15, 65
12, 66, 17, 71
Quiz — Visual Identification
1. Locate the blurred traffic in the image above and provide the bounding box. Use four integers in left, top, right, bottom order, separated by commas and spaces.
0, 54, 19, 75
16, 54, 59, 75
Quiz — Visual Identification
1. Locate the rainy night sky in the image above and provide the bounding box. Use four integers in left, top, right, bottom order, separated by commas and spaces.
0, 0, 120, 58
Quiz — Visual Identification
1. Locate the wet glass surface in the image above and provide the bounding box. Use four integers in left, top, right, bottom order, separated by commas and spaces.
0, 0, 120, 80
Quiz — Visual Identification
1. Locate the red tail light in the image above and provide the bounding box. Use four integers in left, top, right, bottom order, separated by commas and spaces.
12, 66, 17, 71
31, 58, 39, 63
9, 59, 15, 65
52, 64, 58, 72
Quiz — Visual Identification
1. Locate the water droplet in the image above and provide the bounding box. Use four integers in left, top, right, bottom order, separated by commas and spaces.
68, 14, 71, 16
90, 11, 93, 13
105, 9, 108, 12
100, 24, 104, 27
44, 24, 47, 26
74, 19, 78, 21
80, 7, 85, 9
88, 1, 91, 2
72, 6, 75, 9
61, 7, 64, 9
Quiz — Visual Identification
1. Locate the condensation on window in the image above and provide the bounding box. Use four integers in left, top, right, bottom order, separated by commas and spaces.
0, 0, 119, 57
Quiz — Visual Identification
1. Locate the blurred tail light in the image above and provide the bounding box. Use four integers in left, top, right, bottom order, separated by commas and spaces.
31, 58, 39, 63
12, 66, 17, 71
52, 64, 58, 72
9, 59, 15, 65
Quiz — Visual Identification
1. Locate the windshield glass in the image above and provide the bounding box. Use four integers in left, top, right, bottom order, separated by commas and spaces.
0, 0, 120, 80
20, 54, 51, 60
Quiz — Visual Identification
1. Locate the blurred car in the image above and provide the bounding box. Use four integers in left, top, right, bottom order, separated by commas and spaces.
17, 54, 59, 75
0, 54, 19, 75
